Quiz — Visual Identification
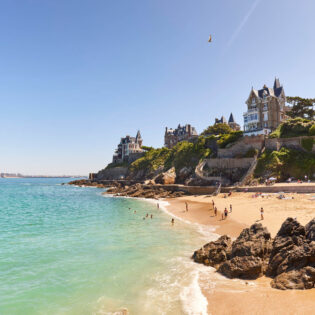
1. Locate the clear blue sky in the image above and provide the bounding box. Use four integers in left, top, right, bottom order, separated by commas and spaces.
1, 0, 314, 175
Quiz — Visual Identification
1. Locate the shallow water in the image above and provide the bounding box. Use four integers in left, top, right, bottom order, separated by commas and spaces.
0, 178, 216, 314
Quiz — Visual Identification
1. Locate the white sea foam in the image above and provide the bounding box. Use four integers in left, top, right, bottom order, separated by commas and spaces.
180, 267, 209, 315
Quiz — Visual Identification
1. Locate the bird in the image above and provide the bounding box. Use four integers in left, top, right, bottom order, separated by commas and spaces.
208, 35, 212, 43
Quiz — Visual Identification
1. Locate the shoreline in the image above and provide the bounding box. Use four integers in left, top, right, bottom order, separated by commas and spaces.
163, 193, 315, 315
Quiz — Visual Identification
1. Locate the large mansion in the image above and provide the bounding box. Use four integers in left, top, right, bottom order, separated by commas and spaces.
164, 124, 198, 148
243, 78, 288, 136
112, 131, 144, 164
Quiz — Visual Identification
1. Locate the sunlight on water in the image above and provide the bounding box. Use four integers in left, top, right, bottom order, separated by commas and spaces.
0, 178, 214, 315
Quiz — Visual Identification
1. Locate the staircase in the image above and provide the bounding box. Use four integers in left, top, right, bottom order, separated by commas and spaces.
234, 146, 265, 187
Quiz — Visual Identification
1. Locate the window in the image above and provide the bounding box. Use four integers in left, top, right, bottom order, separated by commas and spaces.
264, 122, 268, 128
264, 113, 268, 121
263, 103, 268, 110
244, 116, 248, 123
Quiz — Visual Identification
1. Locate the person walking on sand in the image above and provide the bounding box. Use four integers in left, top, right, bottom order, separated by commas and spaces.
260, 207, 264, 220
214, 207, 217, 216
212, 200, 215, 207
185, 202, 188, 212
230, 204, 232, 213
157, 203, 159, 209
224, 208, 228, 219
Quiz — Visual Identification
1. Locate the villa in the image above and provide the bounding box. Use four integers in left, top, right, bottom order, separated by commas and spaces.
112, 131, 144, 164
164, 124, 198, 148
243, 78, 288, 136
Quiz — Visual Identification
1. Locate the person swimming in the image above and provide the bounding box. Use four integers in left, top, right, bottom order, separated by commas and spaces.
171, 218, 175, 225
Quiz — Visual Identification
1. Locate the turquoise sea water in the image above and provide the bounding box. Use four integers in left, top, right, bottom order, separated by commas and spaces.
0, 178, 214, 315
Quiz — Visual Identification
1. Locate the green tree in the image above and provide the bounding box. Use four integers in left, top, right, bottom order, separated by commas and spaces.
201, 123, 232, 135
287, 96, 315, 120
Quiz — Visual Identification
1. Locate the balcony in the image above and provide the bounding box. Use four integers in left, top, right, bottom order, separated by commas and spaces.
243, 108, 258, 115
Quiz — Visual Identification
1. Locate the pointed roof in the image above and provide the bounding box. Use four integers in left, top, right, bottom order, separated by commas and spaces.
274, 77, 281, 89
136, 130, 142, 140
228, 113, 235, 123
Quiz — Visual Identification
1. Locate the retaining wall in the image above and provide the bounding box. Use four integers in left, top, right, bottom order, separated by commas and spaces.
205, 157, 254, 169
265, 136, 315, 153
218, 135, 264, 158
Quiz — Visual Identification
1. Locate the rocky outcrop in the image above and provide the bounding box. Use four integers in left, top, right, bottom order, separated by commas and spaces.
154, 167, 176, 185
192, 235, 232, 268
193, 217, 315, 290
68, 179, 107, 188
218, 223, 272, 279
305, 218, 315, 241
267, 217, 315, 290
176, 167, 193, 183
105, 182, 188, 199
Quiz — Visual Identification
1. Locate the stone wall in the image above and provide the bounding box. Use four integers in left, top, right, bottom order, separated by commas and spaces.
266, 136, 315, 153
205, 157, 255, 169
218, 135, 264, 158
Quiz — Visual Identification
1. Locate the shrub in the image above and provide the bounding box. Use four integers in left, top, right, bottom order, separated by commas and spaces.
301, 138, 314, 152
105, 162, 129, 169
309, 124, 315, 136
254, 148, 315, 180
202, 123, 233, 135
129, 137, 211, 175
217, 131, 243, 148
269, 118, 314, 138
244, 148, 258, 158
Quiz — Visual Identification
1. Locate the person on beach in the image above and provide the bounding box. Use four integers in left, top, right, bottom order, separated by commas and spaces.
171, 218, 175, 225
146, 213, 149, 218
260, 207, 264, 220
212, 200, 215, 207
157, 203, 159, 209
214, 207, 217, 216
185, 202, 188, 212
150, 214, 153, 219
134, 210, 136, 214
230, 204, 232, 213
224, 208, 228, 219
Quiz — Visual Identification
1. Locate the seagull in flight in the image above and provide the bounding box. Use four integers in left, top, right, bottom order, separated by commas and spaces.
208, 35, 212, 43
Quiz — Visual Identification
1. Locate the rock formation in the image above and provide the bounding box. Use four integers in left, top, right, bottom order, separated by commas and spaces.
218, 223, 272, 279
192, 235, 232, 268
193, 218, 315, 290
267, 218, 315, 290
154, 167, 176, 185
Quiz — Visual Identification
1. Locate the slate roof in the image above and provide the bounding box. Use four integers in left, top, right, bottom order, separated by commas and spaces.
252, 78, 284, 99
228, 113, 235, 123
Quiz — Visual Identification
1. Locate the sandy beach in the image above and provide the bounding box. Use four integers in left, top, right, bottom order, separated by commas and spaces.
165, 192, 315, 315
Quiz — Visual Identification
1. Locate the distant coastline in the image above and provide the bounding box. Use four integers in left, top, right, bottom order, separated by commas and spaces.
0, 174, 86, 179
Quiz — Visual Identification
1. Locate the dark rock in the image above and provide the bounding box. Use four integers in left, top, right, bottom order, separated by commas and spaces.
192, 235, 232, 267
271, 266, 315, 290
218, 256, 263, 279
267, 218, 307, 277
305, 218, 315, 241
176, 167, 193, 183
231, 223, 272, 259
217, 223, 272, 279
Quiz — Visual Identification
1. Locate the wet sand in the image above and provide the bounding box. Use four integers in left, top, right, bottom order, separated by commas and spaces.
165, 192, 315, 315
